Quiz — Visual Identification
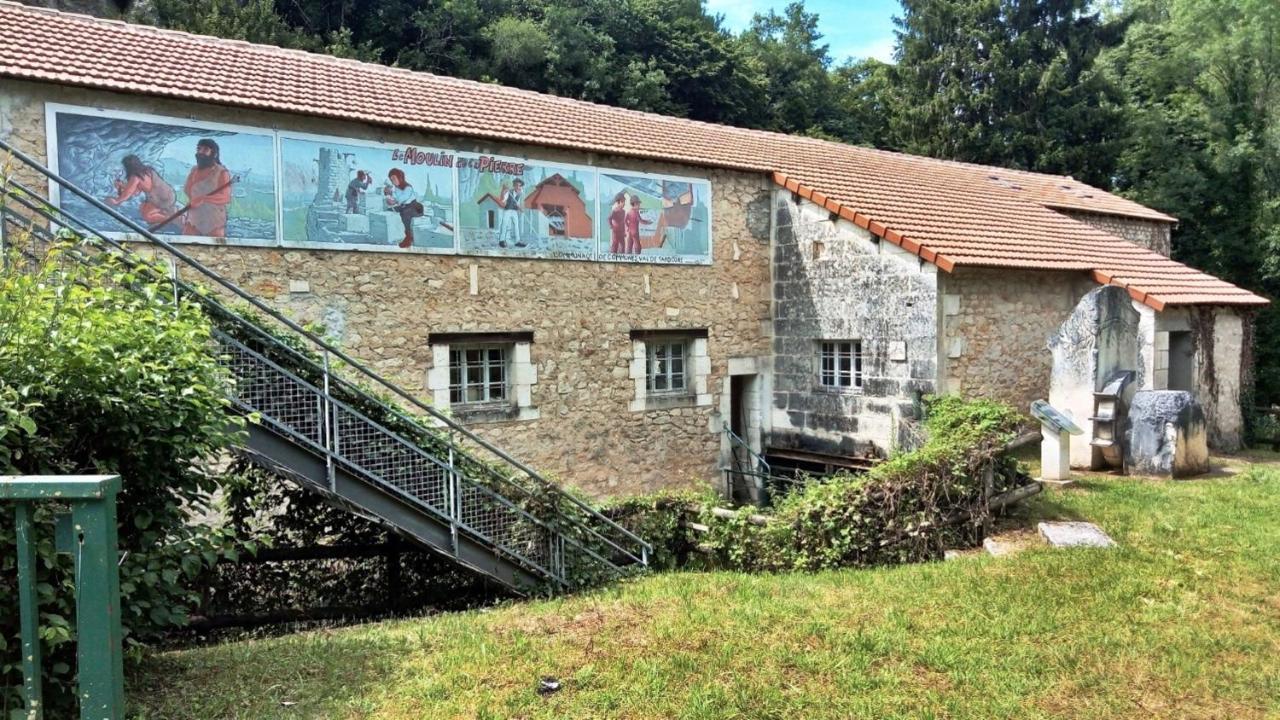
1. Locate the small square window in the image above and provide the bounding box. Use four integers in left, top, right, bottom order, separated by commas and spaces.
449, 343, 509, 405
819, 340, 862, 390
647, 340, 688, 395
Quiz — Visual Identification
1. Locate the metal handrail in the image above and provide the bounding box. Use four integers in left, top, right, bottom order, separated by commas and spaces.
724, 422, 770, 476
0, 139, 647, 553
4, 194, 645, 569
0, 141, 650, 574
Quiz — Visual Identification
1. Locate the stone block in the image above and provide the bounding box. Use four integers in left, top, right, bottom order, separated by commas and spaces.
1124, 390, 1209, 477
367, 210, 399, 244
888, 340, 907, 362
1037, 522, 1116, 548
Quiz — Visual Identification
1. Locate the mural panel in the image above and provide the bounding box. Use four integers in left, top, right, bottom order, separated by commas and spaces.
280, 137, 455, 250
598, 172, 711, 264
457, 154, 597, 260
50, 108, 277, 242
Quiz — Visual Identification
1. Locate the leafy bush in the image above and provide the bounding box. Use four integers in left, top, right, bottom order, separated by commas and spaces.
0, 242, 246, 712
623, 396, 1028, 574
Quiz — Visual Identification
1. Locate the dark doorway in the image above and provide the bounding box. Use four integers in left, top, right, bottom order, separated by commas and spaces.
1168, 331, 1195, 391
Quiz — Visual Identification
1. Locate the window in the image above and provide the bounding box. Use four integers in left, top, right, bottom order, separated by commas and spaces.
449, 344, 508, 405
486, 209, 497, 229
647, 340, 688, 394
629, 330, 711, 412
819, 340, 862, 390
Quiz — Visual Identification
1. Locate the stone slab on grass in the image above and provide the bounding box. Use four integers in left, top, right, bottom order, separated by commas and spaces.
1037, 521, 1116, 548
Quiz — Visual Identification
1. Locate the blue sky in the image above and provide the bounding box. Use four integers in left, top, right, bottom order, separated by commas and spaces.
707, 0, 903, 64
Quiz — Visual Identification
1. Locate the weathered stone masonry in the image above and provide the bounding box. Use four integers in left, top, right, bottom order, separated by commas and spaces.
1, 79, 773, 498
1061, 210, 1173, 257
769, 192, 938, 455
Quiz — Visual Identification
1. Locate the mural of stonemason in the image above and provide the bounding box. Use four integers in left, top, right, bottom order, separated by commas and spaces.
598, 172, 711, 264
457, 154, 596, 260
281, 137, 455, 251
50, 107, 277, 242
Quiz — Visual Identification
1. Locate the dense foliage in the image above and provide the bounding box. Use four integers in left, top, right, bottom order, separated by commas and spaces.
201, 463, 497, 622
608, 396, 1028, 573
0, 242, 245, 712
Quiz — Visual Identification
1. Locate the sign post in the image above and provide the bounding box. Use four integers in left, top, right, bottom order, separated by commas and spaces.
0, 475, 125, 720
1030, 401, 1083, 485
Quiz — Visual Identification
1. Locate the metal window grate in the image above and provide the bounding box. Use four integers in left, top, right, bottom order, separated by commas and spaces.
819, 340, 862, 389
647, 340, 687, 394
449, 344, 509, 405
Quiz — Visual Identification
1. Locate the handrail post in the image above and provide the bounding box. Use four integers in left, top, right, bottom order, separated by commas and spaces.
0, 475, 126, 720
447, 434, 459, 555
322, 350, 336, 491
13, 501, 42, 719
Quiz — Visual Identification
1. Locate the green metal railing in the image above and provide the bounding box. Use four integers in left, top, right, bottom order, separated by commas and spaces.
1, 475, 125, 720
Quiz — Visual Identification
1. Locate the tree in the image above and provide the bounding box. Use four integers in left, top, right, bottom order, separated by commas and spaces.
888, 0, 1128, 186
1103, 0, 1280, 405
738, 2, 845, 137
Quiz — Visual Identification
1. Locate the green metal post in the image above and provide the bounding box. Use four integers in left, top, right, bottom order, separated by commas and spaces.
0, 476, 125, 720
69, 493, 125, 719
13, 502, 43, 720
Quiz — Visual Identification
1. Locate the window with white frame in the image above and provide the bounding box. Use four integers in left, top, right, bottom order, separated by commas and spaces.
818, 340, 862, 390
647, 339, 688, 395
629, 330, 712, 411
449, 344, 509, 405
428, 332, 539, 422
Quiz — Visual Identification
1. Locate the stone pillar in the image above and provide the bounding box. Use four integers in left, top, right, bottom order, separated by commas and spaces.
1048, 286, 1140, 468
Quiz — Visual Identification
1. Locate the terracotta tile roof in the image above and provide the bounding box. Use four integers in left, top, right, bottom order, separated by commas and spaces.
0, 1, 1266, 309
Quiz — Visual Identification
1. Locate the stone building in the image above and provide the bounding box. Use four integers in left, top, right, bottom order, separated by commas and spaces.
0, 3, 1267, 498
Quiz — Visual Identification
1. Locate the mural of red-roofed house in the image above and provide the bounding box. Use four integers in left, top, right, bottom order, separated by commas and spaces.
524, 173, 592, 239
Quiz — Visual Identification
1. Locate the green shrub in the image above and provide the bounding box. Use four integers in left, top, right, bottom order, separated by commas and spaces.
0, 242, 246, 712
661, 396, 1028, 573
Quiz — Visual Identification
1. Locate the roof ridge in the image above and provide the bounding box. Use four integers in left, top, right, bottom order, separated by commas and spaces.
0, 0, 1139, 198
1, 0, 1250, 305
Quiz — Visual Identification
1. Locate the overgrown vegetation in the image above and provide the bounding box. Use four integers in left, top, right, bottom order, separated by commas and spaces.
0, 241, 247, 713
608, 396, 1028, 573
195, 463, 500, 626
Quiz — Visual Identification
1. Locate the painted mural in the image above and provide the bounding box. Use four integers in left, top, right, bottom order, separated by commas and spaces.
457, 154, 596, 260
46, 105, 712, 264
280, 138, 455, 250
598, 172, 711, 264
51, 109, 277, 242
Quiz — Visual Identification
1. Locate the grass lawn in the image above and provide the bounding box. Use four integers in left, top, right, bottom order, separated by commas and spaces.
131, 457, 1280, 719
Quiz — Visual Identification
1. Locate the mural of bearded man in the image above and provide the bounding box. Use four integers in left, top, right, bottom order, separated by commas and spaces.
182, 138, 233, 237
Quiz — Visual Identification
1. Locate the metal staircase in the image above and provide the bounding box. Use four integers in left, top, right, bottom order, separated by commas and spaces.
0, 139, 649, 593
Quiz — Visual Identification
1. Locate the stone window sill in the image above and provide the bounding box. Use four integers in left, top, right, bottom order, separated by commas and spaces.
451, 403, 532, 424
637, 393, 697, 412
815, 385, 863, 396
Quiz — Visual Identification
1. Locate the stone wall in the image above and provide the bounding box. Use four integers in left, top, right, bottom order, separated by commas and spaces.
1060, 210, 1173, 257
0, 79, 773, 498
769, 191, 938, 456
938, 267, 1099, 413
